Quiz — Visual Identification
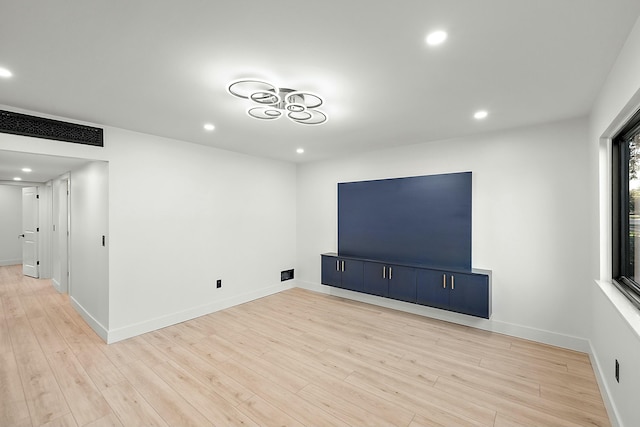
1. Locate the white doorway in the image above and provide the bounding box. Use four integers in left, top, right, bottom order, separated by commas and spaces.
1, 151, 109, 339
0, 185, 23, 267
21, 186, 39, 278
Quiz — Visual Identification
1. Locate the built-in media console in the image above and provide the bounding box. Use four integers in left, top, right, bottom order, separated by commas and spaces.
321, 172, 492, 319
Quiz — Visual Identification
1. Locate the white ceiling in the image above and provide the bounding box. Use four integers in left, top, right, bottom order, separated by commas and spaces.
1, 0, 640, 164
0, 150, 90, 183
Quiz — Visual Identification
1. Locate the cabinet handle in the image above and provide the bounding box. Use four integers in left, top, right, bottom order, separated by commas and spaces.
451, 275, 455, 290
341, 260, 345, 272
383, 266, 386, 279
336, 260, 340, 272
389, 267, 393, 280
443, 274, 446, 289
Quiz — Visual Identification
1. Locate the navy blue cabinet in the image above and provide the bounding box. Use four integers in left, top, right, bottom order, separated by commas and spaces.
417, 269, 490, 318
321, 255, 364, 292
322, 253, 491, 319
363, 263, 416, 302
321, 256, 341, 287
416, 270, 449, 310
387, 265, 417, 303
363, 262, 389, 297
448, 272, 490, 318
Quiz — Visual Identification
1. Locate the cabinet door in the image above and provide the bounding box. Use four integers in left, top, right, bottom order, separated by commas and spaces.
363, 262, 389, 297
321, 256, 342, 288
388, 265, 417, 303
449, 273, 490, 318
416, 269, 449, 310
341, 259, 364, 292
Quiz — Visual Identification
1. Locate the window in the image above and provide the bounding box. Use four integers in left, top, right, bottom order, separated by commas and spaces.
612, 108, 640, 309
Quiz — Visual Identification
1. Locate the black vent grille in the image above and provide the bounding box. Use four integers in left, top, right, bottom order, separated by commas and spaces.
0, 110, 103, 147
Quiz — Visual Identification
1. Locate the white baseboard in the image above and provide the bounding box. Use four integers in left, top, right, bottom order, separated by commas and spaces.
51, 278, 67, 294
296, 280, 591, 353
0, 259, 21, 267
70, 296, 109, 342
106, 281, 294, 344
589, 341, 621, 427
52, 278, 62, 293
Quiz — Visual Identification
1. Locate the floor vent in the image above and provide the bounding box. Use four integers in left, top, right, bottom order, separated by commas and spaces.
0, 110, 103, 147
281, 269, 294, 281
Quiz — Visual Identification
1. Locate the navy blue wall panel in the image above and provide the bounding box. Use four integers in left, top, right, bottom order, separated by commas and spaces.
338, 172, 472, 270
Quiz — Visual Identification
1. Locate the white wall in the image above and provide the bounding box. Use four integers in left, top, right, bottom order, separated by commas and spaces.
51, 175, 69, 293
0, 185, 22, 266
590, 14, 640, 427
105, 128, 297, 340
297, 117, 593, 349
70, 161, 109, 338
591, 282, 640, 427
0, 117, 297, 343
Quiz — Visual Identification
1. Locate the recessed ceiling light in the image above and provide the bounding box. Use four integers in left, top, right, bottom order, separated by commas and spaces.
296, 148, 305, 154
0, 67, 12, 78
474, 110, 488, 120
203, 123, 215, 131
21, 167, 32, 172
426, 31, 447, 46
13, 177, 22, 181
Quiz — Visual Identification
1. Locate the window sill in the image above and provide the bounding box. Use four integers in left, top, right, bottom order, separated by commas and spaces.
596, 279, 640, 339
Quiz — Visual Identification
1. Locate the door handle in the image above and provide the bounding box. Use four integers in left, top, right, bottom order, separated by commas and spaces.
443, 274, 446, 289
389, 267, 393, 280
336, 260, 340, 272
18, 234, 25, 238
341, 260, 345, 272
383, 266, 386, 279
451, 275, 455, 290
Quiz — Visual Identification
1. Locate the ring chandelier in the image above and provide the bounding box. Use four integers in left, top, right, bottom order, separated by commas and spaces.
227, 79, 327, 125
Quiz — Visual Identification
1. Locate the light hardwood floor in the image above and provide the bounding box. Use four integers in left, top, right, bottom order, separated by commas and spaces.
0, 264, 610, 426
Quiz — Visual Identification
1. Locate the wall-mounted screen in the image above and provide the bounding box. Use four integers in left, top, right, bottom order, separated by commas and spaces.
338, 172, 472, 270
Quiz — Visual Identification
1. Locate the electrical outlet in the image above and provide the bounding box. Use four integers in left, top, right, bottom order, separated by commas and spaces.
615, 359, 620, 383
216, 279, 222, 288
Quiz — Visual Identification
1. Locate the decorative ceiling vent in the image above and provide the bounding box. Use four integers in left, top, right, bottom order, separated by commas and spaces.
0, 110, 103, 147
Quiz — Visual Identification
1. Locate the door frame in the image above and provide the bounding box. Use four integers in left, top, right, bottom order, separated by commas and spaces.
51, 174, 70, 293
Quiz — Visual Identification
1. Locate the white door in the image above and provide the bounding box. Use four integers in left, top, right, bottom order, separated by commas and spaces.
22, 186, 39, 278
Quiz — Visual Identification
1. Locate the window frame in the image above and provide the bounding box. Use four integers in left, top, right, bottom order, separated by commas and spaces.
612, 108, 640, 310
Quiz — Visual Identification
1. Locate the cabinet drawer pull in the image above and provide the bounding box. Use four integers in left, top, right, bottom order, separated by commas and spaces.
342, 261, 345, 272
383, 266, 386, 279
336, 260, 340, 272
451, 275, 455, 290
389, 267, 393, 280
443, 274, 446, 289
